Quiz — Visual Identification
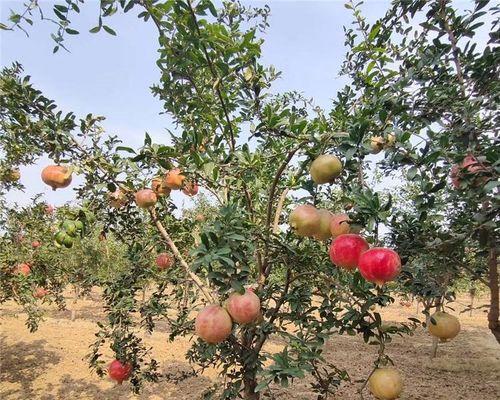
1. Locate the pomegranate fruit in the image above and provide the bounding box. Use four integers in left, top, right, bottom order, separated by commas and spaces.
428, 311, 461, 340
108, 359, 132, 384
226, 289, 261, 324
329, 234, 369, 270
14, 263, 31, 276
195, 304, 232, 344
32, 241, 41, 249
164, 168, 185, 190
329, 213, 351, 237
310, 154, 342, 184
314, 209, 334, 240
358, 248, 401, 286
195, 213, 206, 222
151, 176, 171, 196
450, 155, 489, 189
289, 205, 321, 237
44, 204, 55, 215
109, 189, 128, 208
4, 168, 21, 182
370, 136, 385, 154
369, 368, 403, 400
134, 189, 157, 208
156, 253, 174, 270
182, 181, 199, 196
33, 287, 48, 299
41, 165, 72, 190
385, 132, 396, 148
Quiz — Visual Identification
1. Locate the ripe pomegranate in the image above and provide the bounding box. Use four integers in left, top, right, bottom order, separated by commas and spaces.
182, 181, 199, 196
151, 176, 171, 196
226, 289, 261, 324
109, 189, 128, 208
195, 213, 206, 222
329, 213, 351, 237
195, 304, 233, 344
314, 209, 334, 241
33, 287, 48, 299
370, 136, 385, 154
44, 204, 55, 215
14, 263, 31, 276
369, 368, 403, 400
289, 205, 321, 237
164, 168, 185, 190
358, 248, 401, 286
428, 312, 461, 340
309, 154, 343, 184
134, 189, 157, 208
32, 241, 41, 249
329, 234, 369, 270
41, 165, 72, 190
108, 359, 132, 384
156, 253, 174, 270
450, 155, 489, 189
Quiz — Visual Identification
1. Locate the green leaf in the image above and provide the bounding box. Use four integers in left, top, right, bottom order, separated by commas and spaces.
89, 26, 101, 33
103, 25, 117, 36
65, 28, 80, 35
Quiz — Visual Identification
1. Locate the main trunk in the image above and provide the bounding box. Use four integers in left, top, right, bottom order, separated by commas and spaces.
487, 237, 500, 343
243, 373, 259, 400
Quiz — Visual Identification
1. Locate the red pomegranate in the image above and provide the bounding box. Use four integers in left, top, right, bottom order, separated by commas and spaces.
182, 181, 199, 196
329, 234, 369, 270
108, 359, 132, 384
289, 204, 321, 237
156, 253, 174, 270
329, 213, 351, 237
195, 304, 233, 344
32, 241, 41, 249
164, 168, 185, 190
358, 247, 401, 286
450, 155, 489, 189
226, 289, 261, 324
134, 189, 157, 208
33, 287, 48, 299
151, 176, 171, 196
14, 263, 31, 276
41, 165, 72, 190
109, 189, 128, 208
44, 204, 55, 215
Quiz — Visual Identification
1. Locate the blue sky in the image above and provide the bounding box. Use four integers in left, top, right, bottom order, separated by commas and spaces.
0, 1, 481, 208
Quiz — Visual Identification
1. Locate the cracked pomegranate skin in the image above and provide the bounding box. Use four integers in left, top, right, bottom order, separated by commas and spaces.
329, 234, 369, 270
108, 360, 132, 384
358, 247, 401, 286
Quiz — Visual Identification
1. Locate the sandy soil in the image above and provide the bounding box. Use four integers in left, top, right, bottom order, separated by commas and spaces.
1, 290, 499, 399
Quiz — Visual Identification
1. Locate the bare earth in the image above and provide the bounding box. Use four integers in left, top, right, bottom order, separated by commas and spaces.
1, 290, 499, 399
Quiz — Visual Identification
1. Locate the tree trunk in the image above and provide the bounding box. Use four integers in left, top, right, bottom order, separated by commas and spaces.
487, 238, 500, 343
243, 372, 259, 400
71, 285, 80, 321
469, 287, 475, 317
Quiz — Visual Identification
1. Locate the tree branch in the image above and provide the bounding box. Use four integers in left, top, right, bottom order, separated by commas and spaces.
149, 208, 215, 303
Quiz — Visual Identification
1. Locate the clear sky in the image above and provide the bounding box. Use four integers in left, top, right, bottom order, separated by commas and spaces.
0, 1, 481, 208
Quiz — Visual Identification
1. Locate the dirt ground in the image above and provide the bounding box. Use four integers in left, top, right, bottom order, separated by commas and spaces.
1, 290, 499, 399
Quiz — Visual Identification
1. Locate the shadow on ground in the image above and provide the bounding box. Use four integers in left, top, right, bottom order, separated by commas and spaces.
0, 336, 61, 398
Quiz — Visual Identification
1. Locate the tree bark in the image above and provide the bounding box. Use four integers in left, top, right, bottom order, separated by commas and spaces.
487, 237, 500, 343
